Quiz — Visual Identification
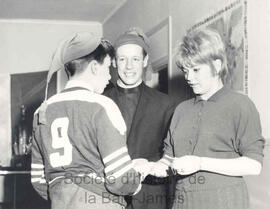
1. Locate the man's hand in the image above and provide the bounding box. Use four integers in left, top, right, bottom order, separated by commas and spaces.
171, 155, 201, 175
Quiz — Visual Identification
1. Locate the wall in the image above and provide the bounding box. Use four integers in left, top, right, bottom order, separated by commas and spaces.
247, 1, 270, 140
245, 1, 270, 209
103, 0, 169, 43
0, 19, 102, 90
103, 0, 270, 208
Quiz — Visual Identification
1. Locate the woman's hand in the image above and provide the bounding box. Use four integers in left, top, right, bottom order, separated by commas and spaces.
171, 155, 201, 175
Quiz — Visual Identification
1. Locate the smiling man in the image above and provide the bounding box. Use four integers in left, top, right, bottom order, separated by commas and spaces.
104, 28, 176, 209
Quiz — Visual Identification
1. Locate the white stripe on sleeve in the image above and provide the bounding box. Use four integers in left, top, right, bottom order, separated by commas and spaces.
31, 170, 44, 176
31, 163, 45, 169
104, 155, 131, 174
107, 163, 133, 179
103, 147, 128, 164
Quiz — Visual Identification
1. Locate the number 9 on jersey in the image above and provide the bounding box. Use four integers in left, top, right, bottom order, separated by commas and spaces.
49, 117, 73, 167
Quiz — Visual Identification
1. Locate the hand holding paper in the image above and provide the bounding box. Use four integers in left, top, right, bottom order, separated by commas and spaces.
132, 158, 152, 180
148, 161, 169, 177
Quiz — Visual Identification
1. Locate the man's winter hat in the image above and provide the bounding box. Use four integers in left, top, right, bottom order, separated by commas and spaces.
114, 27, 150, 55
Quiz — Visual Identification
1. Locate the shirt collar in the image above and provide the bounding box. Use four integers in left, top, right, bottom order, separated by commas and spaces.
116, 83, 142, 94
64, 80, 94, 92
194, 86, 230, 104
117, 79, 142, 89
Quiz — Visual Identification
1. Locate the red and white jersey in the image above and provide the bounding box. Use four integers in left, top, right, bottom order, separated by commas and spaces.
31, 85, 141, 200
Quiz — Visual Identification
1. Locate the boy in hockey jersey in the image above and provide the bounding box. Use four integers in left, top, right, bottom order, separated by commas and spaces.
31, 32, 151, 209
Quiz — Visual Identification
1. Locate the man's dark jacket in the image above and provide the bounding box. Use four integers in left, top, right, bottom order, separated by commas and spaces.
104, 82, 176, 161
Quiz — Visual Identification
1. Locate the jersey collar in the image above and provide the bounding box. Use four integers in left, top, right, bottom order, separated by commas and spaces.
64, 80, 94, 92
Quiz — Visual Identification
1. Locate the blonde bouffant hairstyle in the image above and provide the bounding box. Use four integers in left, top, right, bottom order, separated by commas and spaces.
176, 28, 229, 84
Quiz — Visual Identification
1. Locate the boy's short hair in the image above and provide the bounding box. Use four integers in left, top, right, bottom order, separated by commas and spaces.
65, 39, 115, 77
